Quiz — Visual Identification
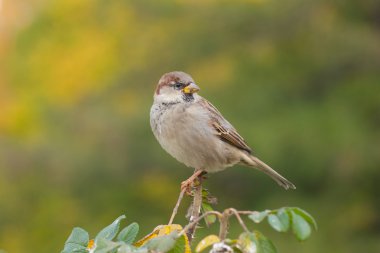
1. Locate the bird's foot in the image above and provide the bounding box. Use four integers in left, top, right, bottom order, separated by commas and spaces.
181, 170, 207, 195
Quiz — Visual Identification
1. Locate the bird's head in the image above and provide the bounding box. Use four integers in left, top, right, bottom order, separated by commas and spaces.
154, 71, 200, 103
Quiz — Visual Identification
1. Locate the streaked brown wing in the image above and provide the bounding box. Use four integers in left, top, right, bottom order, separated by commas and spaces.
201, 99, 252, 154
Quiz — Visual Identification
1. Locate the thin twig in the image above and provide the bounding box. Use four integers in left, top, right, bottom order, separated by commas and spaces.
236, 211, 257, 215
236, 210, 257, 214
228, 208, 250, 233
235, 210, 276, 216
179, 208, 251, 241
219, 208, 250, 240
179, 211, 222, 237
168, 188, 186, 225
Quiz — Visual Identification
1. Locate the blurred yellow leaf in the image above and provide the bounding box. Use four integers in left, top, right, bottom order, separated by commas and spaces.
195, 235, 220, 253
134, 224, 190, 253
134, 224, 182, 247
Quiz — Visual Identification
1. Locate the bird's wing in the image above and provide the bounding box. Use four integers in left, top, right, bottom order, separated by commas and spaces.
200, 98, 252, 154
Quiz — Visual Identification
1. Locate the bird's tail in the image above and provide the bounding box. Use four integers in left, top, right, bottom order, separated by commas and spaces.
242, 155, 296, 190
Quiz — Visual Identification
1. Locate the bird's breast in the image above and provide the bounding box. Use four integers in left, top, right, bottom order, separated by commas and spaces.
150, 103, 240, 172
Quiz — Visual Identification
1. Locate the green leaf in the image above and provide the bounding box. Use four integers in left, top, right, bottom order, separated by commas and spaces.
201, 203, 217, 226
95, 215, 126, 241
248, 211, 269, 223
267, 209, 290, 233
276, 208, 290, 231
61, 227, 89, 253
116, 245, 133, 253
64, 227, 89, 247
291, 208, 317, 230
291, 211, 312, 241
117, 222, 139, 244
94, 238, 121, 253
167, 233, 186, 253
267, 214, 287, 232
144, 231, 178, 252
237, 233, 256, 253
118, 245, 148, 253
251, 231, 277, 253
61, 243, 87, 253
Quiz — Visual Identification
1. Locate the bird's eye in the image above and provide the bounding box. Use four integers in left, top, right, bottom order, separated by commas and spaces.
173, 83, 183, 89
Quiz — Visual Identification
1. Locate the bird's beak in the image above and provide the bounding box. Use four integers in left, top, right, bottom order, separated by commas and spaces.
182, 82, 200, 94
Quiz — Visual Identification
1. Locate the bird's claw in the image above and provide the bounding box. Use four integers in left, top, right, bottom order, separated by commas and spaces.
181, 179, 194, 195
181, 170, 207, 195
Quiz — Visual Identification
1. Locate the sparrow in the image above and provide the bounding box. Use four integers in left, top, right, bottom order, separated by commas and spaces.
150, 71, 296, 190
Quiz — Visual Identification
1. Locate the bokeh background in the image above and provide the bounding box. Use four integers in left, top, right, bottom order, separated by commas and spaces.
1, 0, 380, 252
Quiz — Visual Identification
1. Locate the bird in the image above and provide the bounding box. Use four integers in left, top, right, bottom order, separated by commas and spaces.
150, 71, 296, 191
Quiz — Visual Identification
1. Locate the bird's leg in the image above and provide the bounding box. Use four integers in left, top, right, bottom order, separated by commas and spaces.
181, 169, 207, 195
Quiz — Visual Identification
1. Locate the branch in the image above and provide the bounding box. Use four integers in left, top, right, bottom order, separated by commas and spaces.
219, 208, 250, 240
228, 208, 250, 234
178, 211, 222, 237
168, 188, 186, 225
186, 182, 203, 243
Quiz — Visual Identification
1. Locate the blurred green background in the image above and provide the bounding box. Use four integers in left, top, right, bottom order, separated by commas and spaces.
1, 0, 380, 252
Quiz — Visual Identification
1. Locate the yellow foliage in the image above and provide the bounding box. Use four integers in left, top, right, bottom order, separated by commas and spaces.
134, 224, 191, 253
195, 235, 220, 253
0, 97, 41, 136
25, 28, 118, 105
175, 0, 266, 5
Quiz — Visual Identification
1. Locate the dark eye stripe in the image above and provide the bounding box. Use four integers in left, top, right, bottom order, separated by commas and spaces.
173, 82, 185, 89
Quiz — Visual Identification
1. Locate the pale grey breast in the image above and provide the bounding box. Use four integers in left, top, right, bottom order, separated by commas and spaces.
150, 99, 241, 172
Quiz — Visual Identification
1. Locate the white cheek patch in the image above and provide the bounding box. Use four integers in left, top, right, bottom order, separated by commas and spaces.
154, 86, 184, 104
